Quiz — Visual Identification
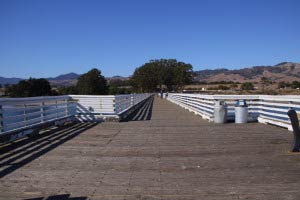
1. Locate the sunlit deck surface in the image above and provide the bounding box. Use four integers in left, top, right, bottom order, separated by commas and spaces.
1, 97, 300, 200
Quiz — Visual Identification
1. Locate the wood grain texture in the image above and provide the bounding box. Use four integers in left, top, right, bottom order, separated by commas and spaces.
0, 97, 299, 200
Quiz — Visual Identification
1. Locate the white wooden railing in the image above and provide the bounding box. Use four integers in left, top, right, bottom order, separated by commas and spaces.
114, 93, 153, 114
69, 95, 115, 121
0, 96, 76, 135
1, 93, 297, 136
0, 94, 152, 132
70, 93, 152, 121
0, 93, 152, 138
257, 95, 300, 131
167, 93, 300, 131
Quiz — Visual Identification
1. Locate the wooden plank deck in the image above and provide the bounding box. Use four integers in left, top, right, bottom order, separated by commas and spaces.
0, 97, 300, 200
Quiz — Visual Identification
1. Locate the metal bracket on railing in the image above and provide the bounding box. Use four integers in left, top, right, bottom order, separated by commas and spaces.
287, 109, 300, 152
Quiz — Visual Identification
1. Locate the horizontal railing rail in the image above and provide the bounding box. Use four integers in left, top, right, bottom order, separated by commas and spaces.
166, 93, 300, 130
0, 96, 76, 135
257, 95, 300, 131
69, 95, 116, 121
70, 93, 152, 121
115, 93, 152, 115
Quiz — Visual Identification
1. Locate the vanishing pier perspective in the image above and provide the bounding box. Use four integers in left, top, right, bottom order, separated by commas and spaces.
1, 93, 300, 199
1, 0, 299, 199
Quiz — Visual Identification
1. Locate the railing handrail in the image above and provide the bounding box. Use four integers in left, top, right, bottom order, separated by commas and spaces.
0, 95, 70, 105
69, 95, 116, 98
69, 93, 152, 120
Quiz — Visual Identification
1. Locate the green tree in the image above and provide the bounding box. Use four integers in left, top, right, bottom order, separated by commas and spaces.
108, 86, 131, 95
109, 79, 130, 87
7, 78, 52, 97
291, 81, 300, 89
230, 84, 238, 90
59, 86, 78, 95
278, 81, 287, 89
172, 63, 193, 91
130, 59, 193, 92
108, 79, 131, 95
131, 62, 160, 92
218, 85, 229, 90
240, 82, 254, 90
76, 68, 108, 95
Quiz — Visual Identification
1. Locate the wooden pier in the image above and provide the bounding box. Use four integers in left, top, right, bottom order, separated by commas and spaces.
0, 97, 300, 200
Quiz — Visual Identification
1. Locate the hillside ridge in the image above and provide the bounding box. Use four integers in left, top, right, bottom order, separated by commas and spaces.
194, 62, 300, 83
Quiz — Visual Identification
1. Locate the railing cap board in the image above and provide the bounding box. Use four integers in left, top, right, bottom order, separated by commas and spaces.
212, 95, 259, 100
169, 93, 300, 101
70, 95, 116, 98
0, 96, 70, 105
169, 93, 260, 100
259, 95, 300, 102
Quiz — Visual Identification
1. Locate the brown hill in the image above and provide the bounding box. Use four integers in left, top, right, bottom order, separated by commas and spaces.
194, 62, 300, 83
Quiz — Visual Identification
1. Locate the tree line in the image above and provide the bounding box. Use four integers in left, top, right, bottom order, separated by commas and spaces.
4, 59, 300, 97
5, 68, 109, 97
278, 81, 300, 89
4, 59, 193, 97
193, 81, 241, 85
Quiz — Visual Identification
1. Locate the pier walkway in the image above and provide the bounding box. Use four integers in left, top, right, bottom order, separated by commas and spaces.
0, 97, 300, 200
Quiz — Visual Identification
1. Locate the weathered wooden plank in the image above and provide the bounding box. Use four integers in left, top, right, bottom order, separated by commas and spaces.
0, 97, 299, 200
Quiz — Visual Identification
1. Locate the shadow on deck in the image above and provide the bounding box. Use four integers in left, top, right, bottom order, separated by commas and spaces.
0, 122, 97, 179
121, 96, 154, 122
24, 194, 88, 200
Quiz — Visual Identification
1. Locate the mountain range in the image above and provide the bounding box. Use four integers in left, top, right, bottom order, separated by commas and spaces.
0, 73, 129, 87
194, 62, 300, 83
1, 62, 299, 86
0, 73, 80, 87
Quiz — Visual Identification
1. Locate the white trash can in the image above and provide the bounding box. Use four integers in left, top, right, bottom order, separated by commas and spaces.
235, 100, 248, 123
214, 100, 227, 124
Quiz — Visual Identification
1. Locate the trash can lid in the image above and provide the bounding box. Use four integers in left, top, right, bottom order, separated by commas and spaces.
215, 100, 226, 106
235, 99, 247, 107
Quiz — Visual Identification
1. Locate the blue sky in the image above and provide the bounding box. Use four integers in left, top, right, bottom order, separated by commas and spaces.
0, 0, 299, 78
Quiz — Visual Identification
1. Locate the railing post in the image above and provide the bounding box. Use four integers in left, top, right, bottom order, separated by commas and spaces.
131, 94, 134, 107
185, 96, 188, 107
55, 100, 58, 119
287, 108, 300, 152
113, 96, 116, 114
65, 98, 69, 117
24, 104, 27, 127
0, 105, 3, 133
41, 102, 45, 123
